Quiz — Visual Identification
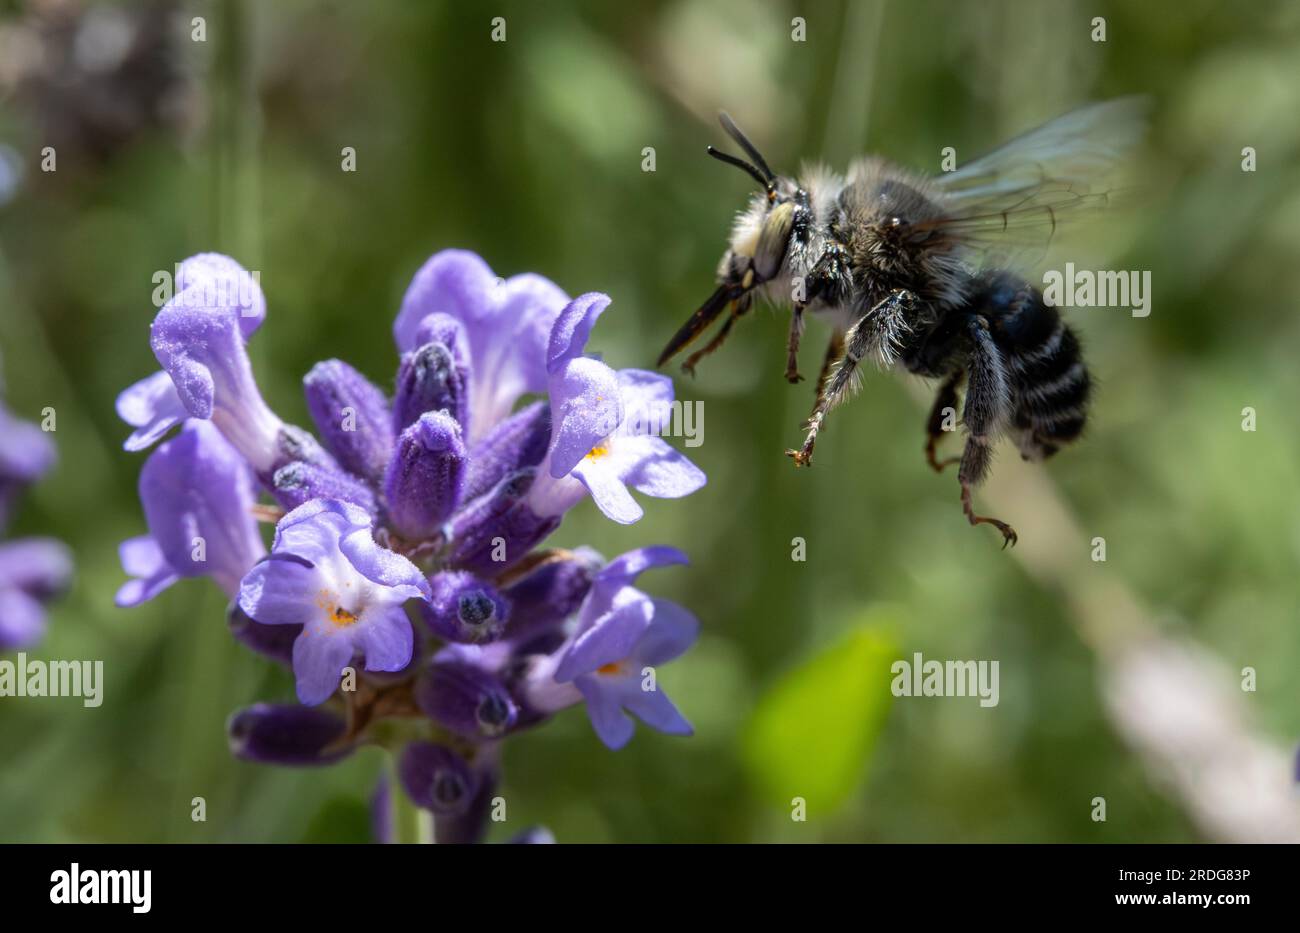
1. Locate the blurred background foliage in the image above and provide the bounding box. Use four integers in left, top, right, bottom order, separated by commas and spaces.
1, 0, 1298, 842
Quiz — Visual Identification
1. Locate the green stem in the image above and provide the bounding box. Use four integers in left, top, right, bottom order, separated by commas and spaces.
387, 753, 435, 844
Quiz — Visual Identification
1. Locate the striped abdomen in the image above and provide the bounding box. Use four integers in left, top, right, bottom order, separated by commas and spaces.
979, 272, 1092, 462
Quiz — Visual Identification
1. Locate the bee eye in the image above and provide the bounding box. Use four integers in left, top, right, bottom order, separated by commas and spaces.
889, 216, 904, 228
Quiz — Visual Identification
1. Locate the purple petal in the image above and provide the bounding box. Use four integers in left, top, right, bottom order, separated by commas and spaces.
393, 250, 498, 353
238, 559, 321, 627
0, 403, 55, 483
412, 312, 472, 372
570, 458, 643, 524
599, 546, 689, 587
361, 606, 415, 673
0, 537, 73, 597
138, 420, 266, 595
291, 629, 357, 705
175, 253, 265, 338
546, 292, 612, 375
554, 587, 655, 682
115, 371, 186, 452
0, 586, 47, 649
114, 568, 179, 608
271, 498, 371, 558
114, 535, 179, 607
547, 357, 624, 478
622, 683, 693, 737
338, 528, 429, 597
637, 599, 701, 666
495, 273, 571, 394
617, 369, 677, 436
614, 435, 707, 500
576, 678, 636, 750
149, 290, 283, 471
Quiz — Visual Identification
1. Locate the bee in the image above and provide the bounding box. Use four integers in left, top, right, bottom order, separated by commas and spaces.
658, 100, 1147, 547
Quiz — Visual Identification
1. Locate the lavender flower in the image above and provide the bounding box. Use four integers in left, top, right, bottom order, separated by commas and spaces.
528, 293, 706, 524
527, 547, 699, 749
115, 420, 265, 606
116, 254, 265, 453
117, 248, 706, 843
238, 499, 428, 705
0, 396, 71, 650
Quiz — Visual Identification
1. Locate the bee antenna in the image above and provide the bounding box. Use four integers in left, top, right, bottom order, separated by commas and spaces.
706, 146, 771, 190
718, 111, 775, 183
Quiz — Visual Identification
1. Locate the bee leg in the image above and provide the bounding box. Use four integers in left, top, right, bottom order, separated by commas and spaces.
784, 305, 806, 383
682, 300, 747, 377
956, 317, 1017, 547
960, 484, 1018, 549
925, 369, 965, 472
786, 317, 873, 467
812, 330, 846, 411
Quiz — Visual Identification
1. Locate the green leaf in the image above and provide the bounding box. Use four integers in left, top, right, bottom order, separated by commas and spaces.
742, 614, 898, 817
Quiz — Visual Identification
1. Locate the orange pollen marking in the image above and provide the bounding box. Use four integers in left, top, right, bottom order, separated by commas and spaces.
596, 661, 625, 675
586, 442, 611, 461
329, 605, 359, 627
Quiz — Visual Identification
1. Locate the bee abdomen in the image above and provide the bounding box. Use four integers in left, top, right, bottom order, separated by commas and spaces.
1010, 323, 1091, 461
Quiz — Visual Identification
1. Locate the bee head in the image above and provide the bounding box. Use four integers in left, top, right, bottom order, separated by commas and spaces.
707, 113, 798, 283
654, 114, 789, 369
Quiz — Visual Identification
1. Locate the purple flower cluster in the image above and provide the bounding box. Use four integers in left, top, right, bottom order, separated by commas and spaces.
0, 392, 72, 649
116, 249, 705, 842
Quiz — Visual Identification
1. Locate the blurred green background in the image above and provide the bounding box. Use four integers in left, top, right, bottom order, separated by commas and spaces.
2, 0, 1298, 843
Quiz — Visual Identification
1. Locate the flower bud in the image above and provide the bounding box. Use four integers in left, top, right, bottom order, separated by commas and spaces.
271, 459, 377, 512
303, 359, 393, 483
446, 468, 559, 575
398, 742, 479, 814
416, 660, 518, 739
227, 602, 299, 666
393, 342, 468, 436
383, 411, 467, 539
420, 571, 510, 643
227, 703, 350, 766
501, 548, 599, 639
434, 768, 498, 845
462, 401, 550, 503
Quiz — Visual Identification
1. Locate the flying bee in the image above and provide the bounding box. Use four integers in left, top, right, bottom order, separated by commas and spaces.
658, 100, 1147, 547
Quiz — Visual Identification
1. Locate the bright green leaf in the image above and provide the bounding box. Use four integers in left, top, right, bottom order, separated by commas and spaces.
742, 614, 898, 817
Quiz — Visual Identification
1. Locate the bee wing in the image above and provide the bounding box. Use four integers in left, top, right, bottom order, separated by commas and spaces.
924, 97, 1149, 266
934, 97, 1149, 206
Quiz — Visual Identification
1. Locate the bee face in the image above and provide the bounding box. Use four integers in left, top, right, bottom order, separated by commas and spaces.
724, 186, 798, 286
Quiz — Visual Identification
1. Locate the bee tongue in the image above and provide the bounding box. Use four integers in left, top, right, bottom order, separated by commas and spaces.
656, 284, 735, 367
